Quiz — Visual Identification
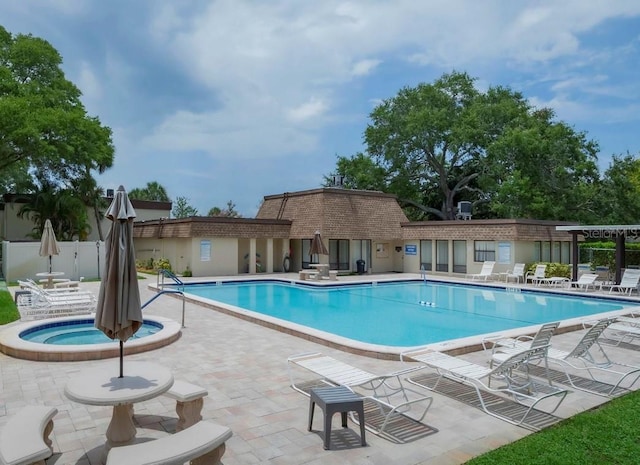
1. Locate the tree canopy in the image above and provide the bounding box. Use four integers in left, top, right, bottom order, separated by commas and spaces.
208, 200, 242, 218
331, 71, 602, 222
128, 181, 170, 202
172, 196, 198, 218
0, 26, 114, 194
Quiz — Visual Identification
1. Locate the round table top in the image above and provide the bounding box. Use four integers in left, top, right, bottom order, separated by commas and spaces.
35, 271, 65, 277
65, 361, 174, 406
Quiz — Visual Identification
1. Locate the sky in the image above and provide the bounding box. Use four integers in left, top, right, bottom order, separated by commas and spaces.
2, 1, 640, 217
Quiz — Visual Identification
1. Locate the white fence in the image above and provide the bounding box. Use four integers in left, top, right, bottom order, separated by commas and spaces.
2, 241, 106, 283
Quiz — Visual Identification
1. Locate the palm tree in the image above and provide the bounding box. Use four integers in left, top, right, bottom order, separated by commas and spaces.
17, 182, 91, 240
129, 181, 170, 201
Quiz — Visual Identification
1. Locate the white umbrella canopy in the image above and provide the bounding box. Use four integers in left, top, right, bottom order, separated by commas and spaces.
94, 185, 143, 377
39, 219, 61, 272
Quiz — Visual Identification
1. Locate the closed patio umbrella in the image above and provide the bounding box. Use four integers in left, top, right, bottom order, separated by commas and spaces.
309, 230, 329, 262
39, 219, 60, 273
94, 185, 143, 378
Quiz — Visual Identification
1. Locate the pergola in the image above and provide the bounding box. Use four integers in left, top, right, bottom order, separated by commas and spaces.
556, 225, 640, 284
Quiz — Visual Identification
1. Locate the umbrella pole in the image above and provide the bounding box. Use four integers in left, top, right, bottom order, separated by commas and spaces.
49, 255, 52, 273
119, 341, 124, 378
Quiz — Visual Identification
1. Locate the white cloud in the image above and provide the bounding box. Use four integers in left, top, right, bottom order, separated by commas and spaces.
351, 59, 381, 77
76, 62, 102, 104
287, 97, 329, 123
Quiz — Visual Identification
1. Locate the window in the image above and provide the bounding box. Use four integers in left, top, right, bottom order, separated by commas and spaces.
453, 240, 467, 273
474, 241, 495, 262
420, 240, 432, 271
534, 241, 552, 262
436, 240, 449, 272
561, 241, 571, 264
329, 239, 350, 270
301, 239, 311, 269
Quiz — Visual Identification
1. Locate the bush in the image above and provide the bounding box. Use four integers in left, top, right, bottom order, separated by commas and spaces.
526, 262, 571, 278
579, 241, 640, 268
153, 257, 172, 271
182, 266, 192, 277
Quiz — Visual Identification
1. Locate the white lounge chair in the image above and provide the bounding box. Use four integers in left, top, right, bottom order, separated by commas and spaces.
287, 352, 433, 435
16, 280, 97, 320
542, 318, 640, 397
466, 261, 495, 281
608, 269, 640, 295
525, 264, 547, 285
400, 346, 568, 430
482, 321, 560, 358
568, 273, 599, 291
505, 263, 526, 283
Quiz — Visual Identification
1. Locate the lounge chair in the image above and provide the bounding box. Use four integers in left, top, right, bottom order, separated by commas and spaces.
466, 261, 495, 281
505, 263, 526, 283
400, 346, 568, 430
525, 264, 547, 285
600, 316, 640, 347
568, 273, 599, 291
541, 318, 640, 397
287, 352, 433, 435
482, 321, 560, 358
608, 269, 640, 295
16, 280, 97, 320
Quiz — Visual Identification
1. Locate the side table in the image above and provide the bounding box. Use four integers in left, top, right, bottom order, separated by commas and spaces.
308, 386, 366, 450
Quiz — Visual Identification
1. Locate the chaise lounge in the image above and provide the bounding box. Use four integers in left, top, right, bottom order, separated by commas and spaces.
400, 345, 568, 430
287, 352, 433, 435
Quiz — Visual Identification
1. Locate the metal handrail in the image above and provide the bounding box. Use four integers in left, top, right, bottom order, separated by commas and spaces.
142, 289, 187, 328
156, 269, 184, 290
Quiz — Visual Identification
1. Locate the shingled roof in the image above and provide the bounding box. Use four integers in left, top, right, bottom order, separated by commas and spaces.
256, 188, 408, 240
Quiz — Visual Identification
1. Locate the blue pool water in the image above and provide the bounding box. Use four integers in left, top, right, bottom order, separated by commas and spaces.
20, 319, 163, 345
182, 280, 637, 347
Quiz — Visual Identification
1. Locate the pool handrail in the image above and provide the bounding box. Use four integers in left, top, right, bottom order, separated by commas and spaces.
157, 269, 184, 290
143, 289, 186, 328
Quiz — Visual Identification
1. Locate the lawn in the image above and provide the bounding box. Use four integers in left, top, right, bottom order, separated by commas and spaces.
466, 389, 640, 464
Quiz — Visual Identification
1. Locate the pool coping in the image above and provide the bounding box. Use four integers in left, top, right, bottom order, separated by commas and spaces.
152, 276, 640, 360
0, 314, 182, 362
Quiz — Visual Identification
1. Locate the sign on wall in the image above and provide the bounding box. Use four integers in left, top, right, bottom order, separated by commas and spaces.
200, 240, 211, 261
498, 241, 511, 264
405, 244, 417, 255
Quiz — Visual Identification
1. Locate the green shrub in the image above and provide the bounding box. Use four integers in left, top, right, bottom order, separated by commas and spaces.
526, 262, 571, 278
153, 257, 172, 271
182, 266, 192, 277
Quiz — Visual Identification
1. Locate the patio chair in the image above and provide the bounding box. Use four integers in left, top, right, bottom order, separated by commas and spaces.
287, 352, 433, 435
466, 261, 496, 281
542, 318, 640, 397
482, 321, 561, 359
568, 273, 599, 291
505, 263, 526, 283
16, 280, 97, 320
608, 269, 640, 295
525, 264, 547, 285
400, 345, 568, 430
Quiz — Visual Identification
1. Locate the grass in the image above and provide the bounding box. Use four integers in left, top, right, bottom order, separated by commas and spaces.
0, 286, 20, 325
467, 389, 640, 464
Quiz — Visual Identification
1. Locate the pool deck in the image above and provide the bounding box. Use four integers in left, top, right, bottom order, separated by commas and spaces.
2, 272, 640, 464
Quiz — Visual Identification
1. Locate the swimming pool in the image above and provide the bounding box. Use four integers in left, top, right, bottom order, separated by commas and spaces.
180, 280, 638, 349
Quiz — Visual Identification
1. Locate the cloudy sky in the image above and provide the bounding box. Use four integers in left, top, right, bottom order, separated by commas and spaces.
2, 1, 640, 216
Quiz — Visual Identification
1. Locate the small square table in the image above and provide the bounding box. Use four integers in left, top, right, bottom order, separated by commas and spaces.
308, 386, 366, 450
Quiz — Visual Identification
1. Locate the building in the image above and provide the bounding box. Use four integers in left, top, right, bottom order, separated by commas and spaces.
133, 188, 576, 277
